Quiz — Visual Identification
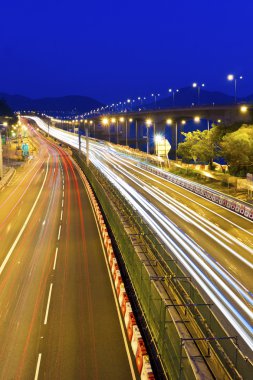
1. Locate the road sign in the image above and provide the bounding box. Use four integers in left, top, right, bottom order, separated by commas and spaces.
21, 143, 29, 156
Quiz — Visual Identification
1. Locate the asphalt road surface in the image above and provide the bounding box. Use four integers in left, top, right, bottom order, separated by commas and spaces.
0, 132, 138, 379
26, 117, 253, 360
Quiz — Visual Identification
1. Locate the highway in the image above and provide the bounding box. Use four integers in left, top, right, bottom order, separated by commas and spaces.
28, 116, 253, 360
0, 130, 137, 379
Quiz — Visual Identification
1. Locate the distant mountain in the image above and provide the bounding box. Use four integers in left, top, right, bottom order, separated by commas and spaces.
0, 93, 104, 116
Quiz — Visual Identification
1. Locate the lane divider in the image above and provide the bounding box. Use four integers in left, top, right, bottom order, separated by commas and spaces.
73, 163, 155, 380
44, 283, 53, 325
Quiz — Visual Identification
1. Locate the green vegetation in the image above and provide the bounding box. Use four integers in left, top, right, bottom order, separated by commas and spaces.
221, 125, 253, 176
177, 123, 253, 176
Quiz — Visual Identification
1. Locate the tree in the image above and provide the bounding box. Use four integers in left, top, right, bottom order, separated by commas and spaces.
177, 130, 202, 162
220, 125, 253, 176
177, 128, 217, 167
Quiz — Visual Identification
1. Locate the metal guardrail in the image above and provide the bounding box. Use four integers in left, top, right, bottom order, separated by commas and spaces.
137, 163, 253, 221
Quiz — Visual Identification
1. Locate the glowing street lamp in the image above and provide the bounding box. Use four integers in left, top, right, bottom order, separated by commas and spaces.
227, 74, 243, 104
102, 117, 109, 125
117, 117, 125, 144
240, 105, 248, 113
168, 88, 179, 106
166, 118, 173, 125
127, 98, 132, 111
102, 117, 110, 142
89, 120, 95, 137
151, 93, 160, 108
194, 116, 200, 123
145, 119, 152, 155
192, 82, 205, 105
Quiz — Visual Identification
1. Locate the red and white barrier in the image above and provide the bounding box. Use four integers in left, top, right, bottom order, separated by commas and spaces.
138, 162, 253, 221
77, 164, 155, 379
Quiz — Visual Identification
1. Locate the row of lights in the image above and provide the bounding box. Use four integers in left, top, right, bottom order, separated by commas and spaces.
84, 74, 244, 118
101, 117, 133, 126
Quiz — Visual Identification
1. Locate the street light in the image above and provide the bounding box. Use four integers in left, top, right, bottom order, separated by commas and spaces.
89, 120, 95, 138
168, 88, 179, 106
240, 105, 248, 113
119, 117, 124, 144
151, 93, 160, 108
127, 99, 132, 111
146, 119, 152, 155
111, 118, 116, 142
166, 118, 186, 160
192, 82, 205, 105
194, 116, 200, 123
227, 74, 243, 104
102, 117, 110, 142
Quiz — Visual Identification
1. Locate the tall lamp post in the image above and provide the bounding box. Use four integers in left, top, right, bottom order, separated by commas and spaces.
102, 117, 109, 142
168, 88, 179, 106
135, 119, 138, 149
119, 117, 124, 145
146, 119, 152, 155
126, 118, 133, 146
111, 118, 116, 143
192, 82, 205, 105
227, 74, 243, 104
151, 93, 160, 108
166, 118, 186, 160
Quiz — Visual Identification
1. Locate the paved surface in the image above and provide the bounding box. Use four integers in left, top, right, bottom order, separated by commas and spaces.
0, 131, 138, 379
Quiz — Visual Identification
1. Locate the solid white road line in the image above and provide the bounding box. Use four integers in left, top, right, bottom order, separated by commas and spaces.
53, 247, 58, 270
34, 353, 42, 380
0, 157, 49, 276
58, 225, 61, 241
44, 283, 53, 325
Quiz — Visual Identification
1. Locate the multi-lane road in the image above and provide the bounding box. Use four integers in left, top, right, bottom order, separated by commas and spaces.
0, 130, 138, 379
28, 116, 253, 361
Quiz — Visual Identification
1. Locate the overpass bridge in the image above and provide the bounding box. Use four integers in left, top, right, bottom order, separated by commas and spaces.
46, 103, 253, 157
85, 103, 253, 155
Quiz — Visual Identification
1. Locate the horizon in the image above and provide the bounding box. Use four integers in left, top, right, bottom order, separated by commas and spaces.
1, 85, 253, 104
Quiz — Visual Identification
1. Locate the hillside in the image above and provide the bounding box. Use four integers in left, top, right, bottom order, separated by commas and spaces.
0, 93, 104, 116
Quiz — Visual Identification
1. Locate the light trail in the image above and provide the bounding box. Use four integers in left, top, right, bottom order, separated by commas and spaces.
27, 116, 253, 352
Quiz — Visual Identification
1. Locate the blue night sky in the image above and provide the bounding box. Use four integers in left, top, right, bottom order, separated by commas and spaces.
1, 0, 253, 102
